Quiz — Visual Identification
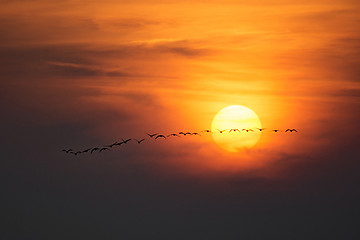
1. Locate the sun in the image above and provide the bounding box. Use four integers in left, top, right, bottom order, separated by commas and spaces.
211, 105, 262, 152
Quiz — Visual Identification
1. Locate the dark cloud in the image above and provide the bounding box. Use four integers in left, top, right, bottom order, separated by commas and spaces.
153, 40, 212, 57
47, 61, 129, 78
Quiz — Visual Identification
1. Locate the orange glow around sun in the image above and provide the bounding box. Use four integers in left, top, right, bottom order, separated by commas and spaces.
2, 0, 357, 177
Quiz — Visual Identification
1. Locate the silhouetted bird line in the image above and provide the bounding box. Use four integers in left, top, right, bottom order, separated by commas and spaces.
62, 126, 300, 156
135, 139, 145, 144
155, 135, 166, 139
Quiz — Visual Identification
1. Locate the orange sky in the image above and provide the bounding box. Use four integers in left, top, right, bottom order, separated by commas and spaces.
1, 0, 359, 176
2, 2, 360, 238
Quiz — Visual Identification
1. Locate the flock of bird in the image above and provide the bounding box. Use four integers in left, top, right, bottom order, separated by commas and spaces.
62, 128, 298, 155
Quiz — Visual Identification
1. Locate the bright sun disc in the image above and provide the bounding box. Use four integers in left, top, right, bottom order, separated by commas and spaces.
211, 105, 262, 152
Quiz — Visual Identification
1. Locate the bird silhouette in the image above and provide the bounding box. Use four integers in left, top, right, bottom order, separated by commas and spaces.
167, 133, 179, 137
257, 128, 266, 132
191, 132, 201, 136
82, 148, 92, 153
122, 138, 132, 144
70, 151, 82, 155
113, 141, 125, 146
178, 132, 186, 135
217, 129, 227, 133
135, 138, 145, 144
272, 129, 281, 132
91, 148, 99, 153
285, 129, 298, 132
99, 147, 110, 152
62, 149, 73, 153
202, 130, 212, 133
105, 142, 118, 148
155, 135, 166, 139
229, 129, 240, 132
147, 133, 158, 138
242, 129, 254, 132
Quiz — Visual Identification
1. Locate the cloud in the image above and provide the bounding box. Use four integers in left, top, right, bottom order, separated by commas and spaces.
0, 40, 213, 83
47, 61, 129, 77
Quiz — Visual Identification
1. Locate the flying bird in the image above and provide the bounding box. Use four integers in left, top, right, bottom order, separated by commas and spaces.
229, 129, 240, 132
70, 151, 82, 155
122, 138, 132, 144
114, 141, 125, 146
82, 148, 92, 153
178, 132, 186, 135
155, 135, 166, 139
147, 133, 158, 138
62, 149, 73, 153
106, 142, 119, 148
217, 129, 227, 133
99, 147, 110, 152
167, 133, 179, 137
257, 128, 266, 132
135, 138, 145, 144
202, 130, 212, 133
191, 132, 201, 136
285, 129, 298, 132
272, 129, 281, 132
242, 129, 254, 132
91, 148, 99, 154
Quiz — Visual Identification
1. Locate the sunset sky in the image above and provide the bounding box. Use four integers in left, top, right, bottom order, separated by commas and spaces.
1, 0, 359, 238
